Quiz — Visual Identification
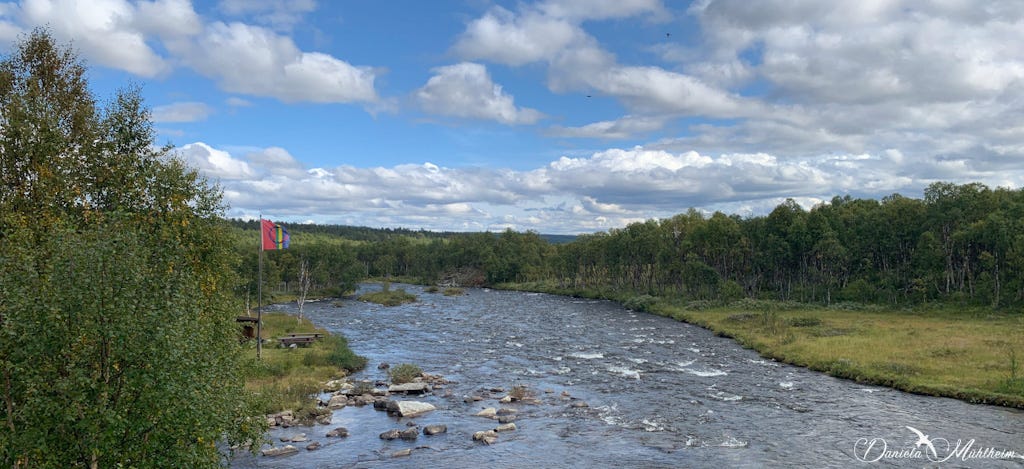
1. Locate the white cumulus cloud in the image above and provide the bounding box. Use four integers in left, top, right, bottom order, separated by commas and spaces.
452, 7, 585, 66
15, 0, 171, 77
174, 21, 378, 104
415, 62, 543, 125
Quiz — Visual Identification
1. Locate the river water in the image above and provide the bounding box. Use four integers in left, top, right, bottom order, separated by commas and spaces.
234, 285, 1024, 468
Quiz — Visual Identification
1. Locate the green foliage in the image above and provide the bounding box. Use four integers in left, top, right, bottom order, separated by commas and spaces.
388, 363, 423, 384
223, 179, 1024, 312
623, 294, 659, 312
0, 31, 263, 467
359, 288, 418, 306
301, 335, 368, 371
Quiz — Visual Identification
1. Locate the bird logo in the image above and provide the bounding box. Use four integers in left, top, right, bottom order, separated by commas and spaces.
906, 426, 939, 459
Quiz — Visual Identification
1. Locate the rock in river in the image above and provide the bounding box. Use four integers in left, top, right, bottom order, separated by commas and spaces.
474, 407, 497, 419
472, 430, 498, 445
326, 394, 348, 409
423, 424, 448, 435
400, 427, 420, 440
387, 400, 437, 418
388, 382, 431, 394
326, 427, 349, 438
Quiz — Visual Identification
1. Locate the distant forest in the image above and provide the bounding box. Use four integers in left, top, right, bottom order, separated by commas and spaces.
227, 219, 576, 244
235, 181, 1024, 309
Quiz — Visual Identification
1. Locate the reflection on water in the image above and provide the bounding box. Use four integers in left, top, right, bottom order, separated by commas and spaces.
234, 285, 1024, 468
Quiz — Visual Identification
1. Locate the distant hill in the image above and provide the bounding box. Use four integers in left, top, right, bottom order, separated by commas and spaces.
539, 234, 577, 244
226, 219, 576, 244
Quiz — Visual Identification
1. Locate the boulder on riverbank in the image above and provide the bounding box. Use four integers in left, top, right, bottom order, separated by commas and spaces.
323, 378, 348, 392
262, 445, 299, 457
267, 411, 294, 428
326, 394, 348, 409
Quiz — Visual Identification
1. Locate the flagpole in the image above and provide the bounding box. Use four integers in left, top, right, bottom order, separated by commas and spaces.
257, 212, 263, 360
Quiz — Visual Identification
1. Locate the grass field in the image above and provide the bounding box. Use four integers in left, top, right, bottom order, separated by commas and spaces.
657, 303, 1024, 408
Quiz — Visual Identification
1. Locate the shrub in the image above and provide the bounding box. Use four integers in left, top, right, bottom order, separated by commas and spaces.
623, 294, 658, 312
388, 363, 423, 384
509, 384, 531, 400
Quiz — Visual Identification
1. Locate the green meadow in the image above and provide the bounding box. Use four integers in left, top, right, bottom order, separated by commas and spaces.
661, 304, 1024, 408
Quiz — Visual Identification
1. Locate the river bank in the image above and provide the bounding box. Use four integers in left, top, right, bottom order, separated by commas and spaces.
496, 282, 1024, 409
244, 309, 367, 421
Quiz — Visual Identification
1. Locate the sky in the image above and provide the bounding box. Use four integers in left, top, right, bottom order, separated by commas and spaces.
2, 0, 1023, 234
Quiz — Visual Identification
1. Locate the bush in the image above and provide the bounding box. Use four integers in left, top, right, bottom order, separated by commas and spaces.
388, 363, 423, 384
323, 335, 368, 371
509, 384, 532, 400
623, 294, 658, 312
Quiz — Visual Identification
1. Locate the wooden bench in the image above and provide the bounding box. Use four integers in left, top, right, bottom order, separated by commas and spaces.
279, 336, 317, 347
281, 332, 323, 339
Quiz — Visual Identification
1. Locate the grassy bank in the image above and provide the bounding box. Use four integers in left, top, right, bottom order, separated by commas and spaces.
498, 282, 1024, 408
244, 312, 367, 419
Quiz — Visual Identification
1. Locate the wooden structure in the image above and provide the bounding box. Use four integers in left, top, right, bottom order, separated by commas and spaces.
236, 316, 259, 340
278, 332, 323, 347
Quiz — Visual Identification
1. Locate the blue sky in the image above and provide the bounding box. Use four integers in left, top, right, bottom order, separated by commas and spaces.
3, 1, 1024, 234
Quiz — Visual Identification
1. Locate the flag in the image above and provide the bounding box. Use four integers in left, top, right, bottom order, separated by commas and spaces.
261, 219, 290, 250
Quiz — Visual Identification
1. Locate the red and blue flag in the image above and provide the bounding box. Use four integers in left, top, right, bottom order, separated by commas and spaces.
261, 219, 290, 250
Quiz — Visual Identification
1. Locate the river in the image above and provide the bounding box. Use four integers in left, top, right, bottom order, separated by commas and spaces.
234, 285, 1024, 468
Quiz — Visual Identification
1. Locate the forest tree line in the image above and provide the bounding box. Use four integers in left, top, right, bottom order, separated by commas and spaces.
241, 181, 1024, 309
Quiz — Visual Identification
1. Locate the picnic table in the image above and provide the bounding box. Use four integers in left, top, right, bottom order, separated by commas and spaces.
277, 332, 324, 347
